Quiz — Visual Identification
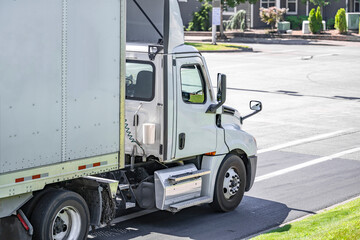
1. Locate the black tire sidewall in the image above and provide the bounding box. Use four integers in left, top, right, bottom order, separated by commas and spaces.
31, 190, 90, 240
213, 154, 246, 212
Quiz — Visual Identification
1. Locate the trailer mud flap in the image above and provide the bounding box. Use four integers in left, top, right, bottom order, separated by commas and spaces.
0, 215, 31, 240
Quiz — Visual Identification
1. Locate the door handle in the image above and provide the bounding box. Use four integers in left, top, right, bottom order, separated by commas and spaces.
179, 133, 186, 150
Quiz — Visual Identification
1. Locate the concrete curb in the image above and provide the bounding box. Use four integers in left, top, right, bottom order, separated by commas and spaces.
244, 194, 360, 240
185, 31, 360, 43
198, 48, 253, 53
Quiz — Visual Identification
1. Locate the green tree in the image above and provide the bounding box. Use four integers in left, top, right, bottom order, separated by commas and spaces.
200, 0, 259, 37
187, 2, 213, 31
335, 8, 347, 33
224, 10, 247, 31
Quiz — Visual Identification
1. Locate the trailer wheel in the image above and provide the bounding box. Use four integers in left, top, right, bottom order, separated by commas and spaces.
211, 154, 246, 212
31, 190, 90, 240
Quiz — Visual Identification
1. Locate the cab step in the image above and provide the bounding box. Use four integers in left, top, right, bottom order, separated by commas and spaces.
118, 183, 130, 191
168, 169, 210, 183
126, 202, 136, 209
169, 196, 212, 212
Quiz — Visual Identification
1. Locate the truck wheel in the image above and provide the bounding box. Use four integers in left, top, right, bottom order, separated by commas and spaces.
211, 154, 246, 212
31, 190, 90, 240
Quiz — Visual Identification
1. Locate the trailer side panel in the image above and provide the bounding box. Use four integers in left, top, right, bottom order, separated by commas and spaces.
0, 0, 121, 173
0, 0, 63, 173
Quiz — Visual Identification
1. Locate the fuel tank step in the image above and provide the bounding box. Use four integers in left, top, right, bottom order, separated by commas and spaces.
118, 184, 130, 191
169, 196, 212, 212
168, 169, 210, 183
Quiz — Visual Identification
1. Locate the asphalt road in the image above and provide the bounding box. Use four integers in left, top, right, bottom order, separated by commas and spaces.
89, 40, 360, 240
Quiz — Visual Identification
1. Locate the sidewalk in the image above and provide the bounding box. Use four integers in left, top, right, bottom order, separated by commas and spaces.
185, 29, 360, 44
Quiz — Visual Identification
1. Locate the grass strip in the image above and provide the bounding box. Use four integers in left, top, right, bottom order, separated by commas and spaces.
185, 42, 249, 51
252, 197, 360, 240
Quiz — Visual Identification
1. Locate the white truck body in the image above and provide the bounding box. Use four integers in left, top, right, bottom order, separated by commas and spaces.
0, 0, 261, 239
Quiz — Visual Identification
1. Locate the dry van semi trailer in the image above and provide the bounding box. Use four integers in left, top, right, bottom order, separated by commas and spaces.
0, 0, 262, 239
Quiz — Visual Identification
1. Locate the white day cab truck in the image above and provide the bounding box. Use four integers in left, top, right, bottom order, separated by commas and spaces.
0, 0, 262, 239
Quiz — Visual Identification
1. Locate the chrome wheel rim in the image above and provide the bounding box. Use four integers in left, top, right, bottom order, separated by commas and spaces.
223, 167, 241, 200
52, 206, 81, 240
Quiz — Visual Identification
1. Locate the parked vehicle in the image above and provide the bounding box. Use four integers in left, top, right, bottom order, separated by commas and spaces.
0, 0, 262, 239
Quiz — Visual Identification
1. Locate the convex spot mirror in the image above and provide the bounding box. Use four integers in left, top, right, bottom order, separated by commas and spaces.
250, 100, 262, 111
240, 100, 263, 124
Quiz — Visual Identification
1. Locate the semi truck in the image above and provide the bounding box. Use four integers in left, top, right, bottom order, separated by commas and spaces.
0, 0, 262, 239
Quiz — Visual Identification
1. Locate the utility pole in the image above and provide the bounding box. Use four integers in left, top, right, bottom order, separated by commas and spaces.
212, 0, 221, 45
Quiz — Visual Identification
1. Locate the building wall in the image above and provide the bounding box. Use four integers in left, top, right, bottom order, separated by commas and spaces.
179, 0, 349, 29
298, 0, 307, 16
324, 1, 346, 20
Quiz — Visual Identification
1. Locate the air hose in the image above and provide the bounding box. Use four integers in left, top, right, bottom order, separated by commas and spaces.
124, 118, 145, 154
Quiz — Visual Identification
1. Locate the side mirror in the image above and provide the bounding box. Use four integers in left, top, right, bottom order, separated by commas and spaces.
217, 73, 226, 103
206, 73, 227, 113
241, 100, 262, 124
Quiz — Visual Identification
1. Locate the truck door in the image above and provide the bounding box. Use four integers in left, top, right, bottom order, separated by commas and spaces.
174, 57, 217, 159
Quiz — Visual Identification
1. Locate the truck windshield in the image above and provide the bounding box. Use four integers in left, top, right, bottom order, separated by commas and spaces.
126, 60, 155, 101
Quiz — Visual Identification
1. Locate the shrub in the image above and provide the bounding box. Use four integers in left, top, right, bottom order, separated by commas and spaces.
316, 6, 323, 31
308, 9, 317, 33
308, 7, 322, 33
326, 18, 335, 29
225, 10, 247, 31
259, 7, 287, 30
285, 15, 308, 30
335, 8, 347, 33
186, 2, 212, 31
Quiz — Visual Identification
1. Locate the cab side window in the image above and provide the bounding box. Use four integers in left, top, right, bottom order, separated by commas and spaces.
180, 65, 206, 104
126, 61, 155, 101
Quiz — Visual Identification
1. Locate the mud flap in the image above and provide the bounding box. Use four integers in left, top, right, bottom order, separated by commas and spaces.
0, 215, 31, 240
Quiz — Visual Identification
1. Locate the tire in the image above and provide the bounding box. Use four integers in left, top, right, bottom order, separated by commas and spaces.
31, 190, 90, 240
22, 188, 58, 219
210, 154, 246, 212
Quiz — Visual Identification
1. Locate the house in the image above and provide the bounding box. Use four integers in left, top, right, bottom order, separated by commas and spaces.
179, 0, 359, 29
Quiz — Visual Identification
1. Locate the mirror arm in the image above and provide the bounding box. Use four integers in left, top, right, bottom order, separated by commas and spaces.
240, 109, 262, 124
206, 102, 223, 113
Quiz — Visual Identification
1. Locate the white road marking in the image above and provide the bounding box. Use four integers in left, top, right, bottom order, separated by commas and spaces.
316, 53, 339, 58
258, 129, 353, 154
255, 147, 360, 182
111, 209, 158, 224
